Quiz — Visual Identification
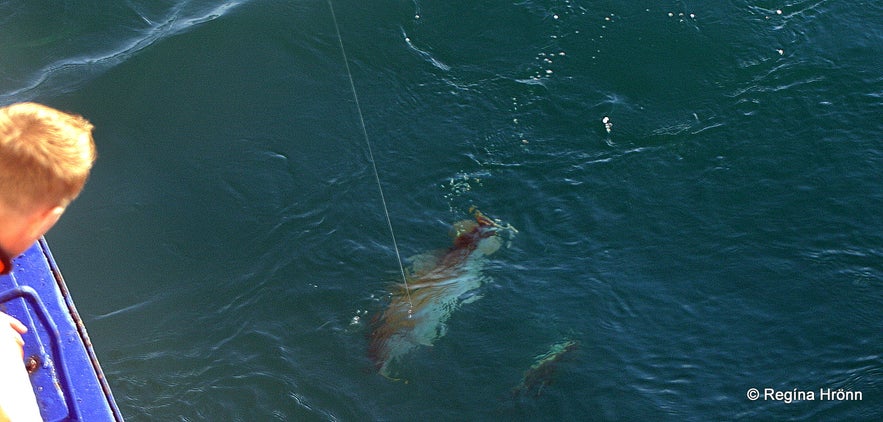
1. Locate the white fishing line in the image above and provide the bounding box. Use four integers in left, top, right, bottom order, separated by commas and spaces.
327, 0, 414, 314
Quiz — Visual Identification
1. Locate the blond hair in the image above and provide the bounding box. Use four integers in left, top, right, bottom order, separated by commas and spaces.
0, 102, 96, 213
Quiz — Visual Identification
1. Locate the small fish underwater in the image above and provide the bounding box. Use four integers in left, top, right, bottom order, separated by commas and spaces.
512, 339, 579, 397
368, 207, 516, 379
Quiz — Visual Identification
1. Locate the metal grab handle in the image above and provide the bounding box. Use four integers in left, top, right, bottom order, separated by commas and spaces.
0, 285, 80, 422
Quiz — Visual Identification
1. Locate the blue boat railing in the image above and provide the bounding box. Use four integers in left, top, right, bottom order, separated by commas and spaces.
0, 286, 80, 421
0, 238, 123, 421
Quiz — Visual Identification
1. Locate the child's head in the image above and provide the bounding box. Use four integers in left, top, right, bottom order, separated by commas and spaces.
0, 102, 96, 256
0, 102, 96, 213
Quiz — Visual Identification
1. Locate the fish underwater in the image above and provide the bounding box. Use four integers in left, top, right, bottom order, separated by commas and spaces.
368, 207, 515, 379
512, 339, 579, 397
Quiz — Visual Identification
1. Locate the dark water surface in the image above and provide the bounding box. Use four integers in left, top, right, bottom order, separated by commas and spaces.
3, 0, 882, 420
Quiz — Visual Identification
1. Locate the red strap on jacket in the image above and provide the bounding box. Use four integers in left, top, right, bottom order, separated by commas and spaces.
0, 247, 11, 275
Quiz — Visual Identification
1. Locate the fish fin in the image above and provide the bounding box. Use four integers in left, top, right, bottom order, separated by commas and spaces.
380, 371, 409, 383
420, 323, 447, 344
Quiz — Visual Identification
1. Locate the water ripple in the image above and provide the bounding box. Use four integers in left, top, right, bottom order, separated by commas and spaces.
1, 0, 250, 102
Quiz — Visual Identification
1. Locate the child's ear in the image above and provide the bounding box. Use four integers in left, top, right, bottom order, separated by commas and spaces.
28, 205, 66, 240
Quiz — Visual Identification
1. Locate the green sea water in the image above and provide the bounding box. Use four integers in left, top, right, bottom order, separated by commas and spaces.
2, 0, 881, 420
